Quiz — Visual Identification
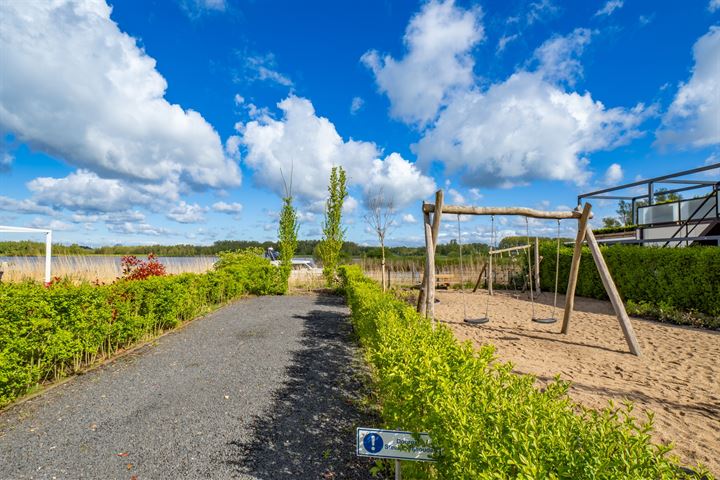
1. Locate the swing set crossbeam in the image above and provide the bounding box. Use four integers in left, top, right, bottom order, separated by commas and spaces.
422, 204, 590, 220
489, 244, 531, 255
418, 190, 641, 357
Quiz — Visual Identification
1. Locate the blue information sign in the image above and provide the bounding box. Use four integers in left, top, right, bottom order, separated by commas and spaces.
356, 428, 436, 462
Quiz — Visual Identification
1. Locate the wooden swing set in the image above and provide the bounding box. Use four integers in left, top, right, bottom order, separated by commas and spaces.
417, 190, 642, 356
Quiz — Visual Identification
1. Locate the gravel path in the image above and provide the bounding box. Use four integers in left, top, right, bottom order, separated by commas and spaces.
0, 294, 378, 479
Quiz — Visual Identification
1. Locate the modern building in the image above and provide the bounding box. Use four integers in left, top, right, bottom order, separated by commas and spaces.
577, 163, 719, 247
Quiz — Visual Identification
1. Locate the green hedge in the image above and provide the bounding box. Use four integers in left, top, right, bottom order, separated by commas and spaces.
539, 245, 720, 327
340, 265, 707, 479
592, 225, 638, 235
0, 251, 285, 407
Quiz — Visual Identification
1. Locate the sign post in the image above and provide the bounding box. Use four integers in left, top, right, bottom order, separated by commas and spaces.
356, 428, 436, 479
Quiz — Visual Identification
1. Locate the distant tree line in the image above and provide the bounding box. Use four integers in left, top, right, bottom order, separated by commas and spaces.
0, 241, 94, 256
0, 238, 496, 259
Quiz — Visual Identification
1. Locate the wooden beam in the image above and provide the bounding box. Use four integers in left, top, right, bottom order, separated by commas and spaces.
534, 237, 541, 294
423, 204, 588, 220
585, 227, 642, 356
417, 207, 431, 315
489, 244, 531, 255
472, 263, 487, 293
561, 203, 592, 334
424, 221, 436, 321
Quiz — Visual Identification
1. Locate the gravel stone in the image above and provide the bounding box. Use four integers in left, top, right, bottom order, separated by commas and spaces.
0, 294, 379, 479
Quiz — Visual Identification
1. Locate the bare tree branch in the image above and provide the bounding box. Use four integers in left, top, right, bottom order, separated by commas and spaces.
363, 187, 396, 291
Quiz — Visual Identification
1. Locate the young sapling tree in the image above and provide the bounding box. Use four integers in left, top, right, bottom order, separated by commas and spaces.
363, 188, 396, 291
317, 166, 348, 287
278, 167, 298, 291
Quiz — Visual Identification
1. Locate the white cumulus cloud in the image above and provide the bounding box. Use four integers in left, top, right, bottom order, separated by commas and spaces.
30, 218, 74, 231
595, 0, 623, 17
469, 188, 483, 200
364, 153, 437, 208
0, 0, 240, 191
240, 96, 435, 208
526, 0, 559, 25
656, 26, 720, 148
0, 196, 55, 215
415, 71, 648, 187
362, 0, 484, 126
402, 213, 418, 224
350, 96, 364, 115
27, 170, 153, 212
167, 201, 207, 223
179, 0, 227, 19
241, 52, 293, 87
0, 152, 12, 172
533, 28, 593, 85
212, 201, 243, 214
410, 26, 648, 187
497, 34, 519, 53
603, 163, 624, 185
448, 188, 465, 204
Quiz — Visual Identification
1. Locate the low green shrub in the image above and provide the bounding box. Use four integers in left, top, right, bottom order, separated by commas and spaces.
340, 265, 708, 479
592, 225, 638, 235
539, 244, 720, 327
0, 249, 285, 407
214, 248, 287, 295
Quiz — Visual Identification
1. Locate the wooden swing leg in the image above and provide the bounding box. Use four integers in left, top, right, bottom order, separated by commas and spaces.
417, 209, 431, 315
472, 263, 487, 293
561, 204, 592, 334
417, 191, 444, 315
585, 227, 642, 356
424, 222, 436, 321
488, 254, 493, 296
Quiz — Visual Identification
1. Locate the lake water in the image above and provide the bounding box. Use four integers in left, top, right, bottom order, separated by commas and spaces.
0, 255, 320, 283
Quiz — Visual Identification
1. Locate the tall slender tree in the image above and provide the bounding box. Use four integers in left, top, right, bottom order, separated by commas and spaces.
278, 167, 298, 291
317, 166, 348, 287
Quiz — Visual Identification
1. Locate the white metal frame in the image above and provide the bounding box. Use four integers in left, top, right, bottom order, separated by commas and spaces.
0, 226, 53, 283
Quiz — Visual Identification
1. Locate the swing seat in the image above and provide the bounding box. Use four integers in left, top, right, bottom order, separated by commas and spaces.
464, 317, 490, 325
532, 317, 557, 324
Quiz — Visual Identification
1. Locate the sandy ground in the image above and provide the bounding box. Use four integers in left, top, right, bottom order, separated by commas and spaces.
434, 289, 720, 476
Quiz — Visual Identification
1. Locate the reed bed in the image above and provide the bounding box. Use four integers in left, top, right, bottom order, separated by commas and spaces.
1, 255, 526, 292
0, 256, 216, 284
356, 256, 526, 289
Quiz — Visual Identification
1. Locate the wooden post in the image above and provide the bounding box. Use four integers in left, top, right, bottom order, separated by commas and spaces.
472, 263, 487, 292
534, 237, 541, 294
424, 222, 436, 320
417, 208, 431, 315
585, 227, 642, 356
417, 191, 444, 314
431, 190, 444, 251
488, 252, 493, 295
561, 203, 592, 334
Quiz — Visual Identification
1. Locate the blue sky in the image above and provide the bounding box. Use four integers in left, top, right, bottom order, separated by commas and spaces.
0, 0, 718, 247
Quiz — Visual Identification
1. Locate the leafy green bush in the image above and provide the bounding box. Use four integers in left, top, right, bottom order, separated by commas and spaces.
592, 225, 638, 235
539, 244, 720, 327
0, 249, 286, 407
214, 248, 287, 295
340, 265, 707, 479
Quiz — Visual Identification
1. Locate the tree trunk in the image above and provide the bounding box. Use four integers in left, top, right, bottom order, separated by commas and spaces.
381, 242, 386, 292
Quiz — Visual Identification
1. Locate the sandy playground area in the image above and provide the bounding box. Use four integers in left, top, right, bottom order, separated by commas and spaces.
434, 290, 720, 475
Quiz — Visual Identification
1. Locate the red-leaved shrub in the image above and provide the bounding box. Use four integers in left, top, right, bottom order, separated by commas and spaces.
120, 253, 166, 281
